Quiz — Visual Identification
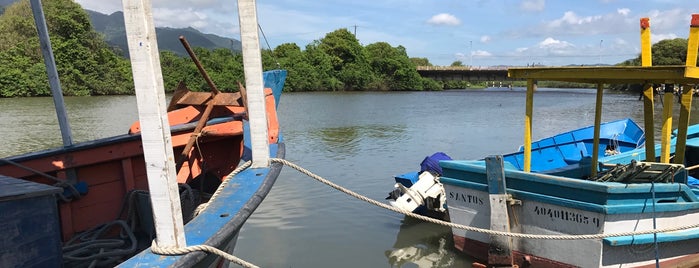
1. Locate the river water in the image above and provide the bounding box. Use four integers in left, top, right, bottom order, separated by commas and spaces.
2, 89, 698, 267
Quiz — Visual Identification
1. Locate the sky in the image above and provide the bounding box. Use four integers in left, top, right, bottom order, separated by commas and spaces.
75, 0, 699, 67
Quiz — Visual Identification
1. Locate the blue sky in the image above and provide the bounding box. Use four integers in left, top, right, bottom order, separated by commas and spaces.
76, 0, 699, 66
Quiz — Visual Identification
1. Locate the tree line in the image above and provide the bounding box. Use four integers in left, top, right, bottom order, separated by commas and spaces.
0, 0, 694, 97
0, 0, 444, 97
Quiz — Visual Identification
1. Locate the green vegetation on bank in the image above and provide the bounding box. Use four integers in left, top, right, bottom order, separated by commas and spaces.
0, 0, 132, 97
0, 0, 440, 97
0, 0, 694, 97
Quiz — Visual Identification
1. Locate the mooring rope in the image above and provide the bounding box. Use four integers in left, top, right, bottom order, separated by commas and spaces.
150, 160, 257, 268
193, 160, 252, 216
270, 158, 699, 240
150, 241, 258, 268
149, 158, 699, 266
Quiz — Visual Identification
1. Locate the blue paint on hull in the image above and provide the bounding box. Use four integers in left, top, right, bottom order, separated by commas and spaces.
119, 69, 287, 267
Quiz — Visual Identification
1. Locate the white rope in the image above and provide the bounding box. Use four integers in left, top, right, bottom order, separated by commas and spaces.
193, 161, 252, 216
269, 158, 699, 240
150, 160, 256, 267
148, 158, 699, 266
150, 240, 258, 268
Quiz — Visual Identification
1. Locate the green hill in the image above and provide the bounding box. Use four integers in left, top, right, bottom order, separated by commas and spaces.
85, 10, 242, 57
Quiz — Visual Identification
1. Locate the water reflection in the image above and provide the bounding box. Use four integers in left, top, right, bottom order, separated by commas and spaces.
310, 124, 406, 160
386, 217, 468, 268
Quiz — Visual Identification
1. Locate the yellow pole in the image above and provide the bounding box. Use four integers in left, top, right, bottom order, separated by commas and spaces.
675, 85, 693, 165
640, 17, 656, 162
660, 84, 674, 163
675, 14, 699, 164
591, 84, 604, 177
524, 79, 535, 172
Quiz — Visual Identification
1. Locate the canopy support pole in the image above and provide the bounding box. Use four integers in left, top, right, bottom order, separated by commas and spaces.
523, 79, 535, 172
591, 83, 604, 177
660, 84, 674, 163
640, 17, 656, 162
675, 14, 699, 165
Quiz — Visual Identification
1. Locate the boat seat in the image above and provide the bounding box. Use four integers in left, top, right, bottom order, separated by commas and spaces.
540, 157, 592, 179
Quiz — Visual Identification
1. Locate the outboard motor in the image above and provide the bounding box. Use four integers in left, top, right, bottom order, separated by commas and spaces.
387, 153, 451, 217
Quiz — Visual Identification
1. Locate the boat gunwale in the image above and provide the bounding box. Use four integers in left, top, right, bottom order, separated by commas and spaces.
118, 141, 285, 266
0, 115, 241, 164
440, 160, 699, 214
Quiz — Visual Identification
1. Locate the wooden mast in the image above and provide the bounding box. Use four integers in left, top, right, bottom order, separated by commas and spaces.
238, 0, 270, 168
122, 0, 186, 248
29, 0, 72, 147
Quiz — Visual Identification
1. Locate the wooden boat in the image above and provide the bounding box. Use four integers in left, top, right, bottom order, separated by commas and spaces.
0, 69, 287, 267
434, 16, 699, 267
0, 0, 285, 267
388, 118, 645, 218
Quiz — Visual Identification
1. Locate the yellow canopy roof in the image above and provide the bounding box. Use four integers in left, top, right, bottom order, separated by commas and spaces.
508, 66, 699, 85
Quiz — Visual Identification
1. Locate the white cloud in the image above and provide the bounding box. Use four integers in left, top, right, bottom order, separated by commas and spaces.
152, 8, 210, 29
520, 0, 545, 12
538, 37, 574, 49
617, 8, 630, 16
75, 0, 122, 14
480, 35, 492, 43
549, 11, 601, 27
652, 33, 679, 43
505, 10, 636, 38
472, 50, 492, 57
426, 13, 461, 26
646, 9, 686, 32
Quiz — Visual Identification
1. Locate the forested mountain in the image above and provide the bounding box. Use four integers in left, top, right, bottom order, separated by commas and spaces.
85, 10, 241, 57
0, 0, 241, 56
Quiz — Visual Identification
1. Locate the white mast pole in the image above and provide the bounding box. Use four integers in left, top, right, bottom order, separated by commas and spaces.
238, 0, 270, 168
122, 0, 186, 248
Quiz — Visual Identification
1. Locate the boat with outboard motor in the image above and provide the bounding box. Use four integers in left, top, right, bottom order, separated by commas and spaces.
387, 118, 645, 219
389, 15, 699, 267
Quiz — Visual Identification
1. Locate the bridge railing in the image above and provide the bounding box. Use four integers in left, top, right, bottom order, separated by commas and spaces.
416, 66, 511, 71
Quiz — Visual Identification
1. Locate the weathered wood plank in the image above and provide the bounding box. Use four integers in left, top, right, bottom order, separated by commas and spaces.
485, 155, 514, 267
122, 0, 186, 248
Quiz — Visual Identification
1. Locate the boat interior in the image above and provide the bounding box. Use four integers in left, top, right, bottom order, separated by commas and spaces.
0, 82, 280, 266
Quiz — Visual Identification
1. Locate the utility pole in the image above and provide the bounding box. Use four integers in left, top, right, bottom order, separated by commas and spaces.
469, 41, 473, 68
598, 39, 603, 65
353, 25, 358, 36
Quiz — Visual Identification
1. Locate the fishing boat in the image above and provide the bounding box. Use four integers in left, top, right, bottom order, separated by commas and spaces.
429, 16, 699, 267
1, 0, 285, 267
388, 118, 645, 219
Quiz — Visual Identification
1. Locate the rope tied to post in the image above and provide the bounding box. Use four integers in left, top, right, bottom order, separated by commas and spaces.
149, 158, 699, 266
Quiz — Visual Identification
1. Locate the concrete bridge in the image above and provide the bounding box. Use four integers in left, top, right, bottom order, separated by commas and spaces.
416, 66, 515, 82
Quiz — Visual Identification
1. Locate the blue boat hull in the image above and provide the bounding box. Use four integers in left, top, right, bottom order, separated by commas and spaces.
438, 124, 699, 267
